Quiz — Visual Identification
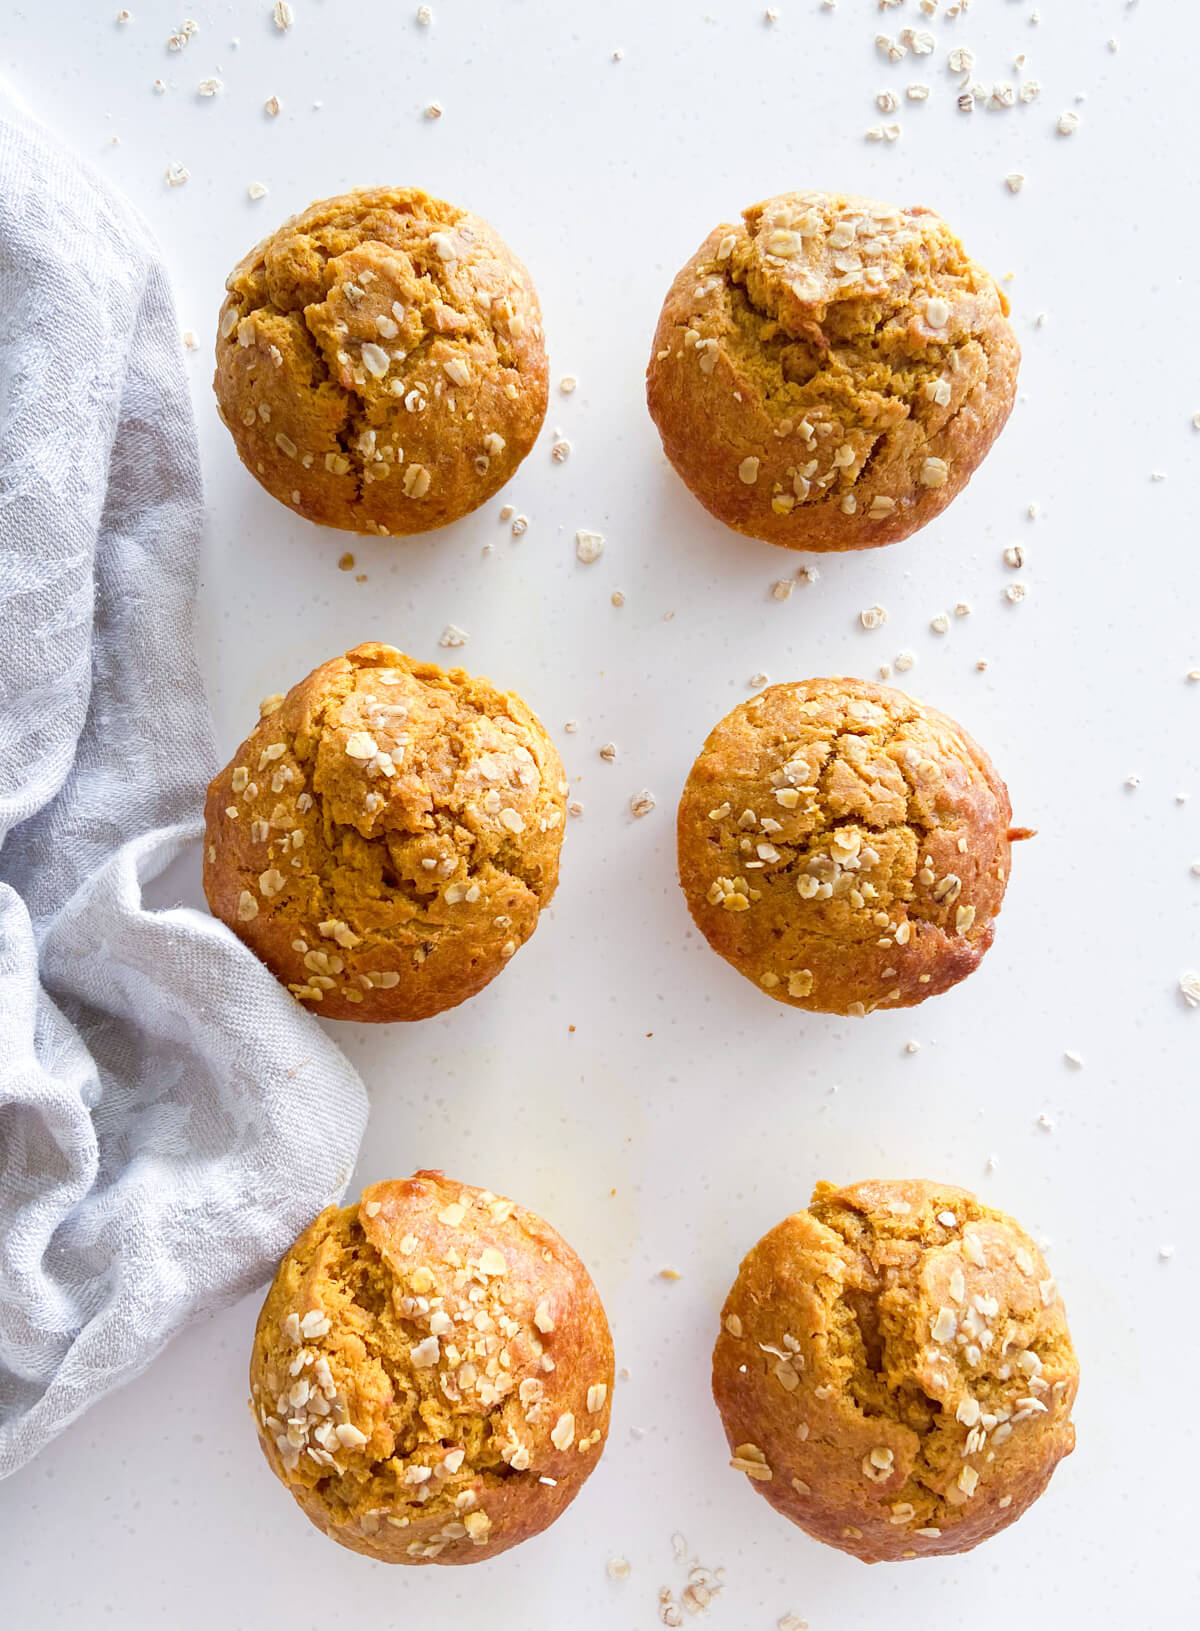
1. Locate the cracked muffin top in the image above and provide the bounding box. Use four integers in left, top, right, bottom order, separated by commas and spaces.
713, 1179, 1078, 1563
646, 189, 1019, 552
203, 643, 566, 1022
214, 187, 548, 535
250, 1171, 614, 1565
676, 677, 1023, 1015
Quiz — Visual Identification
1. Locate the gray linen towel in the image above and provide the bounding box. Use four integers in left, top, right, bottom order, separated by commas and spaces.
0, 95, 368, 1479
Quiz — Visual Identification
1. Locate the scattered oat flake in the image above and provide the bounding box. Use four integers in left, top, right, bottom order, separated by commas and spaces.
248, 181, 268, 200
425, 101, 443, 119
439, 624, 469, 648
164, 161, 189, 186
860, 604, 888, 630
658, 1265, 681, 1280
599, 742, 617, 763
631, 790, 656, 819
182, 329, 198, 350
607, 1557, 631, 1581
417, 4, 433, 21
117, 9, 132, 20
1064, 1050, 1084, 1067
1057, 110, 1080, 135
197, 76, 222, 96
559, 374, 578, 393
1005, 583, 1028, 604
611, 589, 625, 607
930, 612, 949, 634
1006, 173, 1026, 194
770, 579, 794, 602
575, 529, 604, 563
551, 438, 570, 462
1180, 971, 1200, 1008
1037, 1111, 1056, 1131
273, 1, 294, 30
1160, 1244, 1175, 1260
264, 95, 280, 116
779, 1617, 809, 1631
895, 650, 915, 672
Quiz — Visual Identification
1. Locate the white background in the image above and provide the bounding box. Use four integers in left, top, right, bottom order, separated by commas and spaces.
2, 1, 1197, 1625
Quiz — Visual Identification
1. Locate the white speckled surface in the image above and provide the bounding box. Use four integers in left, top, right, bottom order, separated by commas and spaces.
2, 1, 1197, 1623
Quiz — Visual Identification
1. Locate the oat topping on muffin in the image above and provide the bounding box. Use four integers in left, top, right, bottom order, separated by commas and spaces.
647, 190, 1019, 552
712, 1179, 1078, 1562
677, 678, 1023, 1014
214, 187, 548, 534
250, 1172, 614, 1564
203, 643, 566, 1021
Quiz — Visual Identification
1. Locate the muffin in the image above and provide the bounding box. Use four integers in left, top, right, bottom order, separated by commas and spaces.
203, 643, 566, 1021
713, 1179, 1078, 1562
250, 1171, 614, 1563
214, 186, 548, 534
646, 189, 1018, 551
677, 677, 1025, 1014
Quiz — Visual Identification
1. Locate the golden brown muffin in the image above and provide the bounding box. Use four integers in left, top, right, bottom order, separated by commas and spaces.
250, 1171, 615, 1564
646, 189, 1019, 552
677, 677, 1024, 1015
203, 643, 566, 1021
713, 1179, 1078, 1563
214, 186, 548, 534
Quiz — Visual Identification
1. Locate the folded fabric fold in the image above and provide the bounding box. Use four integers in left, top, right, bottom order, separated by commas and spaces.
0, 97, 368, 1481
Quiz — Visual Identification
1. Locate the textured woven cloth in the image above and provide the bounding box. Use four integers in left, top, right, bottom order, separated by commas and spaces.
0, 97, 368, 1479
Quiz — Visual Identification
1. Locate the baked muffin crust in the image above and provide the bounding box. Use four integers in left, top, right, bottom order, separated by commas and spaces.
647, 190, 1019, 551
677, 677, 1020, 1014
215, 186, 548, 534
250, 1172, 614, 1564
713, 1179, 1078, 1562
203, 643, 566, 1021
